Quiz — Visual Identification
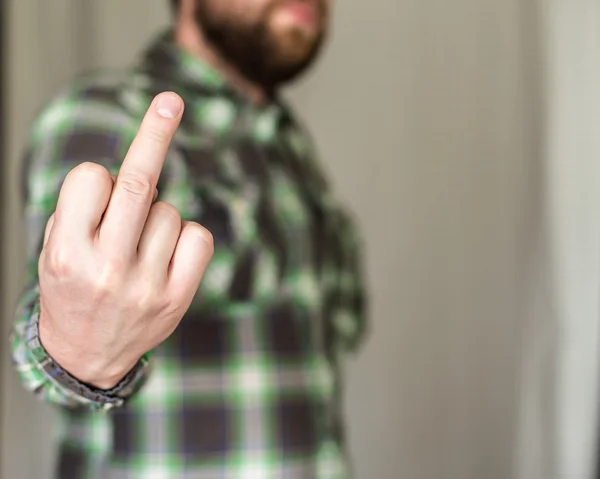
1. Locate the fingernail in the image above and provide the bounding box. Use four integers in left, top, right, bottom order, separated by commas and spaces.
156, 93, 182, 119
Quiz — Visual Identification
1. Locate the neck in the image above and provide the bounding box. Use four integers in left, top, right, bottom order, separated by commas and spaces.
174, 17, 270, 106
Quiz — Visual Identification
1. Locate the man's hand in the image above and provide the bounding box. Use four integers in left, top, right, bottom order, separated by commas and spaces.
37, 92, 214, 390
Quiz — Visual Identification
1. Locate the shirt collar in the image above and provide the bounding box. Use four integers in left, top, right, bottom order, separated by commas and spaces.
137, 30, 229, 95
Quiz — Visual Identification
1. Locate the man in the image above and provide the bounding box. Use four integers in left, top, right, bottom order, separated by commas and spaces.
10, 0, 368, 477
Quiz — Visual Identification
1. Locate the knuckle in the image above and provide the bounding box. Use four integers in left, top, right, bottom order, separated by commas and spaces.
118, 174, 153, 199
152, 201, 181, 222
134, 281, 159, 311
44, 245, 74, 277
68, 162, 110, 182
93, 258, 126, 297
92, 280, 118, 302
142, 126, 168, 145
163, 297, 184, 319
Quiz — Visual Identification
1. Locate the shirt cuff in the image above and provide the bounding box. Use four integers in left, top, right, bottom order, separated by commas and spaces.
19, 293, 152, 411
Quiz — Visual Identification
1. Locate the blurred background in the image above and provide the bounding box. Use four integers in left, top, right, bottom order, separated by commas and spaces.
2, 0, 600, 478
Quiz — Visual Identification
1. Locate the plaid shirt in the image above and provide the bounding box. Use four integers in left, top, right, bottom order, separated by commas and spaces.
10, 30, 368, 479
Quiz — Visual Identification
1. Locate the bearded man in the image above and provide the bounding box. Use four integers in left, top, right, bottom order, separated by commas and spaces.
10, 1, 369, 477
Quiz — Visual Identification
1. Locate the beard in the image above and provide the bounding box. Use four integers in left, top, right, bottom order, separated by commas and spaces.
195, 0, 327, 93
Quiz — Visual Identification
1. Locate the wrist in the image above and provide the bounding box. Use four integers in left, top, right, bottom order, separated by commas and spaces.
38, 309, 130, 390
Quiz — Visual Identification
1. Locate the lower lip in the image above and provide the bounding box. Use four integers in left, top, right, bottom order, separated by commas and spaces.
278, 2, 317, 25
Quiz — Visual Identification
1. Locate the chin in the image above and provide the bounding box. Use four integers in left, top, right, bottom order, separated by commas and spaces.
273, 30, 321, 62
273, 20, 321, 39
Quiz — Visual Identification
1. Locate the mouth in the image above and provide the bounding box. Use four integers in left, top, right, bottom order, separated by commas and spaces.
274, 1, 320, 28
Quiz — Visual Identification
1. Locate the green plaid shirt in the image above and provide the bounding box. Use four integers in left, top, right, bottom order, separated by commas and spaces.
10, 30, 368, 479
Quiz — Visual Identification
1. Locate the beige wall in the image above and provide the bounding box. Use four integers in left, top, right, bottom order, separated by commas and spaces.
2, 1, 538, 478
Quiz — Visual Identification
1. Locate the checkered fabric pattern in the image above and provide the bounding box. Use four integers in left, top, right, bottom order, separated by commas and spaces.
9, 30, 368, 479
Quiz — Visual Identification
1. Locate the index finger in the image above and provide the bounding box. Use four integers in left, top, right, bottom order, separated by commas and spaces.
99, 92, 184, 257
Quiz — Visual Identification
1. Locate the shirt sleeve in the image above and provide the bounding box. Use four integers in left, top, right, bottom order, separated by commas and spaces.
331, 210, 370, 355
9, 86, 153, 411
